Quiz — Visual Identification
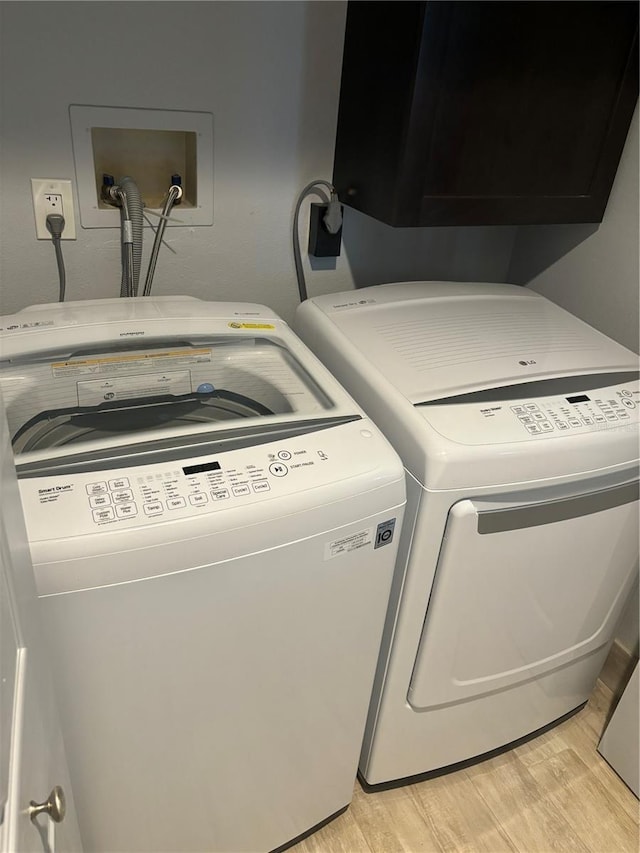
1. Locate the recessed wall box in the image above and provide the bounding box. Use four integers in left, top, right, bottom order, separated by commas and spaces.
70, 105, 213, 228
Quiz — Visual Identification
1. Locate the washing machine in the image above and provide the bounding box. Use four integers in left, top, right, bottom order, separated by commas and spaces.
295, 280, 640, 788
0, 296, 406, 850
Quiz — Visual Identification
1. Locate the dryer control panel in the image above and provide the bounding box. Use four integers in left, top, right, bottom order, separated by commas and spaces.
420, 379, 639, 445
506, 387, 637, 436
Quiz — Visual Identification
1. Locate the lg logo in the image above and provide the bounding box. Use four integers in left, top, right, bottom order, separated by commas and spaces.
519, 359, 537, 366
374, 518, 396, 549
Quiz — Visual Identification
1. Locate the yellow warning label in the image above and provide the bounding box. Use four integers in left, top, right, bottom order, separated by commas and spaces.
228, 322, 275, 330
51, 349, 213, 377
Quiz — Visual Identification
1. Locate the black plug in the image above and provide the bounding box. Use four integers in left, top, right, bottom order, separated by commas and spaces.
308, 203, 343, 257
46, 213, 65, 239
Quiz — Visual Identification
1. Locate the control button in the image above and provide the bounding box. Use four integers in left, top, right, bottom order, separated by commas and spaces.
232, 485, 251, 497
269, 462, 288, 477
540, 421, 553, 432
581, 416, 594, 425
519, 415, 535, 425
211, 489, 230, 501
277, 450, 292, 461
524, 403, 539, 412
556, 421, 569, 430
618, 411, 630, 419
532, 412, 546, 421
116, 503, 138, 518
622, 398, 636, 409
112, 489, 134, 503
526, 424, 542, 434
568, 418, 582, 427
89, 494, 111, 508
109, 477, 130, 491
594, 414, 606, 423
621, 389, 632, 397
511, 405, 526, 414
166, 497, 187, 510
252, 480, 271, 493
86, 481, 108, 495
606, 413, 618, 421
144, 502, 163, 516
189, 493, 208, 506
92, 507, 115, 523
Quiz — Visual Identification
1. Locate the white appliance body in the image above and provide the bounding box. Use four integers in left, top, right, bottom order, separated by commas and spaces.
295, 281, 640, 787
0, 297, 406, 850
598, 662, 639, 797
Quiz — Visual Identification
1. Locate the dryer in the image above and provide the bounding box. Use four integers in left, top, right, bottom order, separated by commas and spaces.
295, 281, 639, 788
0, 296, 406, 850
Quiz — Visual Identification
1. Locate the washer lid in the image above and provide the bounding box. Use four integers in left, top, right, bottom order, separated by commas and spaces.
1, 333, 339, 458
11, 389, 274, 454
302, 282, 639, 402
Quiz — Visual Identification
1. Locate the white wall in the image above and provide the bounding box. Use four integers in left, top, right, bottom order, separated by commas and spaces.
0, 1, 515, 324
510, 105, 639, 354
510, 106, 639, 657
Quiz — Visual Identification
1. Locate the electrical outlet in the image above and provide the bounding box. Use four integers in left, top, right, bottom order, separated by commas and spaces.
31, 178, 76, 240
308, 203, 343, 257
44, 193, 63, 214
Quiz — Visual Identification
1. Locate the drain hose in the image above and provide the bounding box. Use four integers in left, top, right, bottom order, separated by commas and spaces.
118, 176, 144, 296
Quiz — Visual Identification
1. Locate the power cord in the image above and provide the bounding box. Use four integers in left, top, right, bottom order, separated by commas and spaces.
292, 180, 343, 302
46, 213, 66, 302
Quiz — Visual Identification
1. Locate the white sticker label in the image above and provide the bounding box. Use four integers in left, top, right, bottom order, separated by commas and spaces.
77, 370, 192, 406
330, 298, 377, 311
1, 319, 55, 331
325, 528, 373, 560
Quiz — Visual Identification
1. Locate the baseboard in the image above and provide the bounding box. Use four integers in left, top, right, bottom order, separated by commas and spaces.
599, 639, 638, 699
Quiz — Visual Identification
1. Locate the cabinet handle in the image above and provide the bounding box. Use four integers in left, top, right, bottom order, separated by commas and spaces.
29, 786, 66, 823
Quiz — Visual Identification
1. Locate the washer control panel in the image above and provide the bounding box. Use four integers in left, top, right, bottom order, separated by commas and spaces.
18, 420, 387, 539
88, 451, 295, 524
420, 379, 639, 445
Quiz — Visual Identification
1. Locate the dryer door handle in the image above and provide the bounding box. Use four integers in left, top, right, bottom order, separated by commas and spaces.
476, 480, 639, 534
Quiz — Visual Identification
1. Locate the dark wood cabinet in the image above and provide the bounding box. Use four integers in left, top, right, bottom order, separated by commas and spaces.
332, 1, 639, 227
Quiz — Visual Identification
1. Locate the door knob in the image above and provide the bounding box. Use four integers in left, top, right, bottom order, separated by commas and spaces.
29, 785, 66, 823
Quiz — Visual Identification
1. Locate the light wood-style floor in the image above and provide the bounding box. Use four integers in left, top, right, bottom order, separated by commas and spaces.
292, 680, 639, 853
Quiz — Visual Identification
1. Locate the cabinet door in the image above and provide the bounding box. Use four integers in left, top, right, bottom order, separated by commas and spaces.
0, 407, 81, 853
334, 1, 639, 226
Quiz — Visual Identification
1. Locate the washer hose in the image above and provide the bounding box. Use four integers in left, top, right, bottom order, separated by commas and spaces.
143, 184, 182, 296
118, 176, 144, 296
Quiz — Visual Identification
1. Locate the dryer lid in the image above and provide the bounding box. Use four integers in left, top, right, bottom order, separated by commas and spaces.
304, 282, 639, 403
